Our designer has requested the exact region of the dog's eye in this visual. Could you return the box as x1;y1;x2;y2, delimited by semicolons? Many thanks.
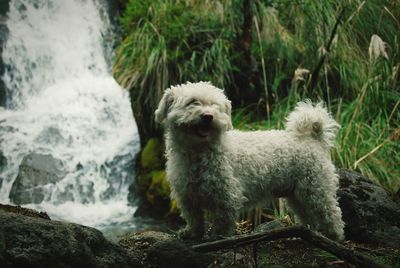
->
186;99;201;107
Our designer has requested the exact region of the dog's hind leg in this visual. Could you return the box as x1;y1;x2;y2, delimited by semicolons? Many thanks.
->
286;171;345;241
209;203;238;238
286;194;344;241
211;214;236;238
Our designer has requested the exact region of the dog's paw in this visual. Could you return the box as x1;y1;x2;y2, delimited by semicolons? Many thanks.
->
178;228;203;240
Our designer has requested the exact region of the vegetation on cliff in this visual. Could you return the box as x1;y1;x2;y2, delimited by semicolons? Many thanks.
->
113;0;400;205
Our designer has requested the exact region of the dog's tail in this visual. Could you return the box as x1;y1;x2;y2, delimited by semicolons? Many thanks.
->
285;100;339;147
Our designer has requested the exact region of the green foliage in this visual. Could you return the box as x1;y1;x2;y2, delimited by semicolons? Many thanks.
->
114;0;399;192
146;170;170;205
233;70;400;192
140;138;164;170
113;0;239;137
232;0;400;192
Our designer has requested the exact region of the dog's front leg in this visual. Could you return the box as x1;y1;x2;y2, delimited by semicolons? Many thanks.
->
177;199;205;239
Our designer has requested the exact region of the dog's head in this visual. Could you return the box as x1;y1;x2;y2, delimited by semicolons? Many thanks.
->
155;82;232;143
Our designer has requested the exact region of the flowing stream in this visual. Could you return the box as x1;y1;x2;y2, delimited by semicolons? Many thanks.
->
0;0;140;234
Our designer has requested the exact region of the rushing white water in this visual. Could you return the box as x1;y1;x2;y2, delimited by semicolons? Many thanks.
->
0;0;140;230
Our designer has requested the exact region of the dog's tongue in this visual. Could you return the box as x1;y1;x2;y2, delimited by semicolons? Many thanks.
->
197;126;212;137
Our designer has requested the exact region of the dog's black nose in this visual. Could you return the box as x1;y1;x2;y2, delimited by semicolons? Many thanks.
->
201;113;213;124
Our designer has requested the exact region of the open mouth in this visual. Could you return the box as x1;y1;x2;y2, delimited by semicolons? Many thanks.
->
194;125;213;138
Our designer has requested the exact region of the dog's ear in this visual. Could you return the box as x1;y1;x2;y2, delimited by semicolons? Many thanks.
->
155;88;174;124
225;99;233;130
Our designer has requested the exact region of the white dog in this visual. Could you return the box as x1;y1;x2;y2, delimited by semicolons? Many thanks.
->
155;81;345;241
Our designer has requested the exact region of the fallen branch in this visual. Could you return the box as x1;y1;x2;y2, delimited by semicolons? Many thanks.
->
192;225;388;268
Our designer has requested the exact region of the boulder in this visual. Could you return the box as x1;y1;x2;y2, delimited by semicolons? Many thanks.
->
338;169;400;247
119;231;219;268
0;205;139;267
9;153;66;204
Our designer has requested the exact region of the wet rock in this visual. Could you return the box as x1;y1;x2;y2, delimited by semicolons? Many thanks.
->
119;231;219;268
0;0;10;15
0;205;139;267
0;203;50;220
34;126;66;146
9;153;66;204
0;1;9;107
0;84;6;107
0;151;6;173
100;147;135;201
139;138;164;170
0;152;6;191
338;169;400;247
131;138;175;219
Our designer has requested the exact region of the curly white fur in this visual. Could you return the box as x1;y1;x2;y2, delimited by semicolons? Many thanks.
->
155;81;345;241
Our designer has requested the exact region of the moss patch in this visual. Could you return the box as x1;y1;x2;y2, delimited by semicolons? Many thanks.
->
169;198;180;215
146;170;170;205
140;138;164;170
134;137;181;218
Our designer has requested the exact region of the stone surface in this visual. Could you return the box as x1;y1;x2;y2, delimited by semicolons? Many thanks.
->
9;153;66;204
0;206;139;268
119;230;219;268
139;138;164;170
130;138;174;219
0;151;5;188
0;0;9;107
338;169;400;247
0;151;6;173
99;147;136;201
0;203;50;220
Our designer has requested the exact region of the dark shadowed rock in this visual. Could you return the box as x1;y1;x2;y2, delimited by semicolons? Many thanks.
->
0;206;139;268
0;152;7;197
0;1;9;18
0;0;9;107
9;153;66;204
338;169;400;247
0;151;6;173
119;231;220;268
0;203;50;219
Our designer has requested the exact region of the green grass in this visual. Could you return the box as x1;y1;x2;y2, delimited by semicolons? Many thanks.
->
232;84;400;192
113;0;400;192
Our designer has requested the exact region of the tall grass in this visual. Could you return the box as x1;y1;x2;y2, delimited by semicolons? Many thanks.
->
113;0;239;141
243;0;399;192
233;83;400;192
113;0;400;192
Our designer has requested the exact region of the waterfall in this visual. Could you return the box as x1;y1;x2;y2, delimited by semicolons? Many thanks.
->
0;0;140;230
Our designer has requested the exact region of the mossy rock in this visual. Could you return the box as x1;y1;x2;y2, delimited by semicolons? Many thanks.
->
146;170;170;206
134;138;178;217
136;172;152;193
169;198;180;216
140;138;164;170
